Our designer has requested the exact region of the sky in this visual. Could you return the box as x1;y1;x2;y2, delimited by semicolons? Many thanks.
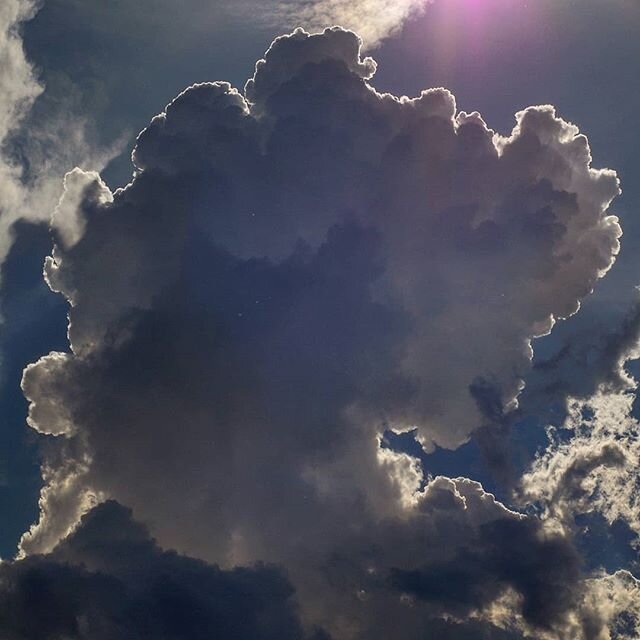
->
0;1;639;638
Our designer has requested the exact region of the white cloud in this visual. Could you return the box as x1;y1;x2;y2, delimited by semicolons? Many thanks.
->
520;391;640;546
272;0;433;47
0;1;123;272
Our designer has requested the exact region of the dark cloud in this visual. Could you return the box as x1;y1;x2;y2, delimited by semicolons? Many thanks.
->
388;516;582;630
14;26;633;640
273;0;433;47
0;500;318;640
468;377;515;487
525;298;640;408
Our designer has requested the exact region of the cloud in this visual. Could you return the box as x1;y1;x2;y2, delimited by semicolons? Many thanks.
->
346;476;587;638
6;481;622;640
0;500;320;640
523;297;640;412
0;0;124;504
467;294;640;488
387;514;582;632
16;27;633;639
520;392;640;548
270;0;432;48
0;1;40;144
0;0;43;259
0;0;122;269
583;571;640;640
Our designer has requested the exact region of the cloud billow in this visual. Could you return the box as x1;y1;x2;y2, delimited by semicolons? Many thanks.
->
0;500;318;640
13;27;636;639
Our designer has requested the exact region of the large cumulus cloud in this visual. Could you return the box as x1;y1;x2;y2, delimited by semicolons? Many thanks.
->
17;27;633;639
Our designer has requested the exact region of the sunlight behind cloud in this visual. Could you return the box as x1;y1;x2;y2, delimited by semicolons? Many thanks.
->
273;0;433;47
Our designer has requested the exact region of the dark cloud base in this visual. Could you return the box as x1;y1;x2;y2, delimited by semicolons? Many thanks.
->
0;501;323;640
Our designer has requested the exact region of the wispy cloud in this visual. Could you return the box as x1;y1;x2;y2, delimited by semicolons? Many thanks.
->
266;0;433;47
0;0;123;267
520;391;640;546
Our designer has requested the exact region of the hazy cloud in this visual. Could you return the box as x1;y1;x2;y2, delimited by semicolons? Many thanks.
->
524;298;640;410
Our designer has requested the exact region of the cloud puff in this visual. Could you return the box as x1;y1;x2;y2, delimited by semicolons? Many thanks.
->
18;27;631;639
